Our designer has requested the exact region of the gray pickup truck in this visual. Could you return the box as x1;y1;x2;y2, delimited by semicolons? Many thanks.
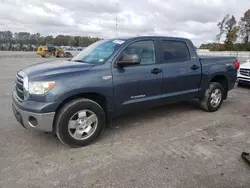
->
12;36;239;147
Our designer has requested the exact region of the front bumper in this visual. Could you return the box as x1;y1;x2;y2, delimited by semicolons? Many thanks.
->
237;76;250;85
12;93;55;132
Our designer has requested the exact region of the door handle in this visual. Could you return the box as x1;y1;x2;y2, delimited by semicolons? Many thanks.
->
191;65;200;70
151;68;162;74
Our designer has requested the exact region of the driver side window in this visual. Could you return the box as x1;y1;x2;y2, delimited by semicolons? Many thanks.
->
122;40;156;65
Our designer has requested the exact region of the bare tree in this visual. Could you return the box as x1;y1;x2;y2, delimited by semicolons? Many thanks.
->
216;14;230;43
239;9;250;44
224;15;237;50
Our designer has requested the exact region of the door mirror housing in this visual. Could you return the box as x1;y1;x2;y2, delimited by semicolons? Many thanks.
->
116;54;141;66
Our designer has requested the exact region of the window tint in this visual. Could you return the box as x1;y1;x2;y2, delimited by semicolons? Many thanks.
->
122;40;156;65
161;40;190;63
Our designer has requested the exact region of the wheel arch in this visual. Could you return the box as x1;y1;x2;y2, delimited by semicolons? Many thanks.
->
55;92;109;115
209;75;228;99
52;92;111;133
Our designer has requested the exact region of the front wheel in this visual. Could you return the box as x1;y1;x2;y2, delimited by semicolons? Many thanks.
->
200;82;224;112
237;82;244;87
42;51;52;58
55;99;106;147
57;51;64;58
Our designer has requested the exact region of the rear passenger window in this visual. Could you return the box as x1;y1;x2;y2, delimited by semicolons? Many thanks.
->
122;40;156;65
161;40;190;63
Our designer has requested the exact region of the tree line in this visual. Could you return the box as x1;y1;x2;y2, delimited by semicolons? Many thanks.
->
200;9;250;51
0;31;101;47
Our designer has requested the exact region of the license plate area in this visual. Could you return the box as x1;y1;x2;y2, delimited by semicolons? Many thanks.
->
12;104;26;128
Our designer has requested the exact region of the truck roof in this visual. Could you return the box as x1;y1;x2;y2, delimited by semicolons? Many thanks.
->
109;36;191;41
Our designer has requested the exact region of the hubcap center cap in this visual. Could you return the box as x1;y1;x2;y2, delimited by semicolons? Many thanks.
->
210;89;222;107
77;119;88;129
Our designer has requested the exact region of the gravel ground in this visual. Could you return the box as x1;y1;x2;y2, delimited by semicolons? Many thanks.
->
0;52;250;188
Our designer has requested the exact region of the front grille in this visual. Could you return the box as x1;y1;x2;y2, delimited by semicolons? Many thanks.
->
240;68;250;77
15;73;24;100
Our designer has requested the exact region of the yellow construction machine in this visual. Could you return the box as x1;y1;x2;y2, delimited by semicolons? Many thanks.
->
36;44;73;58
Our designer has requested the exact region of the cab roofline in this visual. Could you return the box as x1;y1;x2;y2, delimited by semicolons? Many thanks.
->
105;36;190;41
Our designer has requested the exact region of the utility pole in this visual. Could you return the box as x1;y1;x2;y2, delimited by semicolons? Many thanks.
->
115;2;118;37
116;17;118;37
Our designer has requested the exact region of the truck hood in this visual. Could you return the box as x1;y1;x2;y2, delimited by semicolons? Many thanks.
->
240;60;250;69
21;59;94;78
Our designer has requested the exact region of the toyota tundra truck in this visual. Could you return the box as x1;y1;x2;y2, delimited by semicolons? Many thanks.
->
12;36;239;147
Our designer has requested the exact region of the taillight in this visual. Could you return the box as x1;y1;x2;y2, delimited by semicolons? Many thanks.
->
234;61;240;70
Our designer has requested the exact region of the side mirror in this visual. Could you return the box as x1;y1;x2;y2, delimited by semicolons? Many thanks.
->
116;54;141;66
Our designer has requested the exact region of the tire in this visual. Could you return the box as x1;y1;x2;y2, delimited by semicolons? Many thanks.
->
65;52;72;58
42;51;51;58
57;51;64;58
200;82;224;112
237;82;244;87
55;98;106;147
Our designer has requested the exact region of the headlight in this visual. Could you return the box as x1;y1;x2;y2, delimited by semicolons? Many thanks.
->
28;81;55;95
23;76;29;91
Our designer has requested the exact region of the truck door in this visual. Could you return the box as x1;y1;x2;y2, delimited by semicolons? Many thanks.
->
160;40;201;103
112;40;163;115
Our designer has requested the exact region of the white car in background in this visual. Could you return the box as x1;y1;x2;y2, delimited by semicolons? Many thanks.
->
237;59;250;86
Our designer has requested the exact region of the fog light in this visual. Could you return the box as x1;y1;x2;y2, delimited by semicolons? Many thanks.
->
28;116;38;127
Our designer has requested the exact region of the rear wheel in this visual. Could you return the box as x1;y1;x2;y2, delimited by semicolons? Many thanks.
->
65;52;72;58
200;82;224;112
55;98;106;147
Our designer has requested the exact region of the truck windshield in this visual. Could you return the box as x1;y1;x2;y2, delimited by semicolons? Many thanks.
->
71;39;125;64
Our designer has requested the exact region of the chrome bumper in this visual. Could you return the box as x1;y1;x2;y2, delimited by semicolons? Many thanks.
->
237;77;250;84
12;101;55;132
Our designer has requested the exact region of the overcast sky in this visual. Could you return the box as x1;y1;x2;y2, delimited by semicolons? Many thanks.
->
0;0;249;46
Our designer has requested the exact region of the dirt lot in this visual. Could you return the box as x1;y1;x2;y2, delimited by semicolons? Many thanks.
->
0;52;250;188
